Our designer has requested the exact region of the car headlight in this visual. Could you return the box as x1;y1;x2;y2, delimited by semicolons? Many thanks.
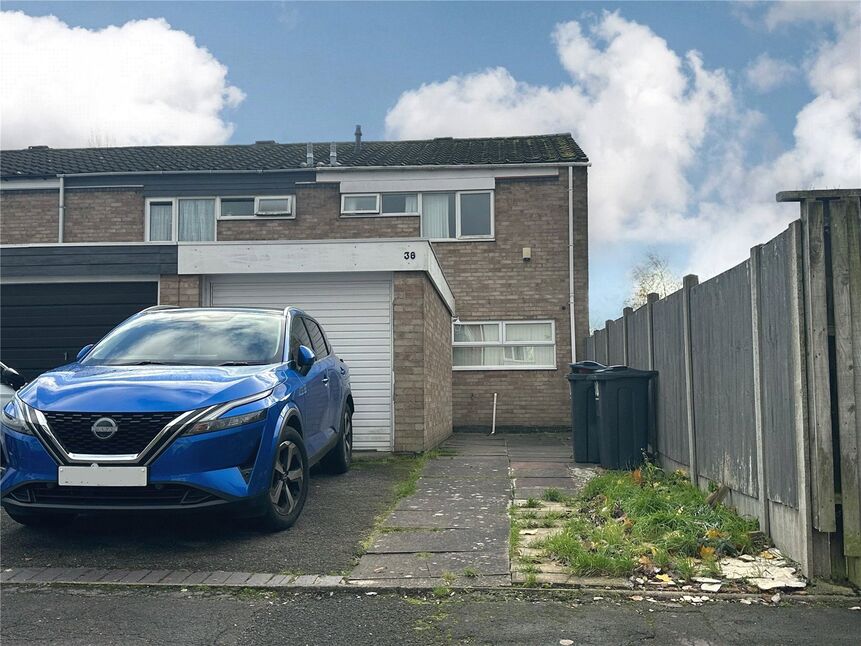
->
1;397;34;435
184;408;267;436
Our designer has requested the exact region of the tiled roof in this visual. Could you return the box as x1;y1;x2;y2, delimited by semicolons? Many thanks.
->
0;134;588;178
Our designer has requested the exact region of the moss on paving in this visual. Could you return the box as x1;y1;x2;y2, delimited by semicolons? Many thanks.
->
538;461;762;579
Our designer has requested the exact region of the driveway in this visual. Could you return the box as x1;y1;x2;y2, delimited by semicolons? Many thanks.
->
0;457;413;575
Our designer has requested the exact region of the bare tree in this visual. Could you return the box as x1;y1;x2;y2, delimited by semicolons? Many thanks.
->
625;252;682;309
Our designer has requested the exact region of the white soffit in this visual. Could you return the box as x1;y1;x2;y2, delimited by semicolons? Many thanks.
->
0;179;61;191
178;239;455;314
316;167;559;193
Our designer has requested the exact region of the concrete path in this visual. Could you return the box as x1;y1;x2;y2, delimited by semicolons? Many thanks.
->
348;432;597;588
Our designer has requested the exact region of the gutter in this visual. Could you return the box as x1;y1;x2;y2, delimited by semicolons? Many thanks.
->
2;161;591;182
568;166;577;362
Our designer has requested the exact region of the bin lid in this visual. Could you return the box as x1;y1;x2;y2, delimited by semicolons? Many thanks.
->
569;360;607;374
584;365;657;381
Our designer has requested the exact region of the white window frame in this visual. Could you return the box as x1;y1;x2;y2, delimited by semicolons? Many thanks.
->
422;190;494;242
380;192;421;216
452;319;556;371
341;193;381;215
146;197;219;243
215;195;295;220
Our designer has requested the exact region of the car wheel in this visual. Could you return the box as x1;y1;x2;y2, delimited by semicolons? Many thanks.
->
257;426;309;531
321;407;352;475
3;506;75;528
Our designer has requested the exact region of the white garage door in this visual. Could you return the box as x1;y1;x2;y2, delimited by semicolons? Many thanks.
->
207;272;393;451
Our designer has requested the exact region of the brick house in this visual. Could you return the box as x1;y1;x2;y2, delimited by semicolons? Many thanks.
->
0;133;590;453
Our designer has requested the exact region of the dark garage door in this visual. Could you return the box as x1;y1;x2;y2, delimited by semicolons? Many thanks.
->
0;282;158;379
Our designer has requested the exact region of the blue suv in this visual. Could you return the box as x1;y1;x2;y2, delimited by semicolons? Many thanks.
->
0;306;353;530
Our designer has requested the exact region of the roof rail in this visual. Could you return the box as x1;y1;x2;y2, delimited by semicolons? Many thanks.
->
141;305;179;313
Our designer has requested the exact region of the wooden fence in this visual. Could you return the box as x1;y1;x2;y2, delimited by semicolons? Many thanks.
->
582;190;860;583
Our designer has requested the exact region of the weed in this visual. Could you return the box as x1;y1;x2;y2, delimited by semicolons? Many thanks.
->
523;573;538;587
519;511;538;520
462;567;479;578
543;488;565;503
441;571;456;584
416;552;432;560
523;498;542;509
431;585;451;599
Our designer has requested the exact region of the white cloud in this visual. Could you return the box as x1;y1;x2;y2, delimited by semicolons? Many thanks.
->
745;53;797;92
386;12;732;243
0;11;245;149
385;9;860;282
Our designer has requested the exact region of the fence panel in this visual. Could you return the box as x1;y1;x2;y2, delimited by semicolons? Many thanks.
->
593;328;608;365
690;261;759;497
759;229;800;508
608;317;625;365
626;305;651;369
651;290;689;468
584;335;596;362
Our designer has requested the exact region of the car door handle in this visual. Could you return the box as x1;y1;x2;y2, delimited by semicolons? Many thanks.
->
339;367;346;375
321;376;330;385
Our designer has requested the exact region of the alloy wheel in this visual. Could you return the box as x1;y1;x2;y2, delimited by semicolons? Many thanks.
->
270;440;304;515
343;412;353;461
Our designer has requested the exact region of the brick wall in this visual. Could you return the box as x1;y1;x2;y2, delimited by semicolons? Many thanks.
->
159;275;201;307
423;277;453;449
217;183;420;240
432;170;588;431
392;272;453;452
64;189;144;242
0;190;59;244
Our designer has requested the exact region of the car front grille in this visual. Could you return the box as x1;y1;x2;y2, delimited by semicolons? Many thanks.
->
8;483;217;507
42;412;180;455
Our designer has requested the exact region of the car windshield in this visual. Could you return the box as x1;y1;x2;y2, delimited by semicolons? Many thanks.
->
81;310;285;367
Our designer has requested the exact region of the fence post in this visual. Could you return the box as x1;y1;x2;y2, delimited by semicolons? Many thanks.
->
801;199;836;532
646;293;659;371
604;319;613;364
749;243;771;535
622;307;633;365
682;274;699;485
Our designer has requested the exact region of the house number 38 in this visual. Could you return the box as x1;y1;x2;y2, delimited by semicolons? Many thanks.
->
403;251;416;260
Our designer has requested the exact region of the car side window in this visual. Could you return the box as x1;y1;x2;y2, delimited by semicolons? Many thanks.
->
303;318;329;358
289;318;313;364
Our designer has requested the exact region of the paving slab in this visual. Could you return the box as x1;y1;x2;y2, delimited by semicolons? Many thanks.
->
394;496;510;513
349;553;432;580
510;464;574;478
424;549;510;577
514;476;585;490
159;570;194;584
384;509;509;530
368;527;508;554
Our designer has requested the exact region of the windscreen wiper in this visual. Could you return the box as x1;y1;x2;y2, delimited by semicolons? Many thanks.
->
217;361;250;366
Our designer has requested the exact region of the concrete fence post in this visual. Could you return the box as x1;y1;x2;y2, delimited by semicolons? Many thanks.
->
622;306;633;366
646;293;659;453
749;243;771;535
682;274;699;485
646;293;659;371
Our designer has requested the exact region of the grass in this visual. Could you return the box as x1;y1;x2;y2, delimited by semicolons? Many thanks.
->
542;488;565;503
523;498;541;509
462;567;479;578
538;460;761;579
431;585;451;599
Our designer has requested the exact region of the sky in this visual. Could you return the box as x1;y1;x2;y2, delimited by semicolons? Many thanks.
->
2;1;859;323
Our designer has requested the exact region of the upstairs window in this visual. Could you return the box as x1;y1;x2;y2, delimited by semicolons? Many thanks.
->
147;198;216;242
381;193;419;215
256;196;293;216
452;320;555;370
220;197;255;217
421;191;493;240
219;196;294;218
341;194;380;214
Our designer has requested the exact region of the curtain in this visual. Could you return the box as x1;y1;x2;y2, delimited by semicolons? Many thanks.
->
178;199;215;241
454;323;499;343
421;193;452;238
149;203;172;241
505;322;552;342
403;194;418;213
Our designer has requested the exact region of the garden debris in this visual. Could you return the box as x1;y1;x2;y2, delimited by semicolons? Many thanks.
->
700;583;722;592
719;549;806;590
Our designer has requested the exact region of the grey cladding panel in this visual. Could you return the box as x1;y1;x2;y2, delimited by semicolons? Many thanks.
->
651;290;689;466
759;229;799;507
0;245;176;277
67;171;315;197
690;261;758;497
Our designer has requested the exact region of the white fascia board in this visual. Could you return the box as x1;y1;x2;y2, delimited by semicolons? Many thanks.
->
178;239;455;314
0;178;61;191
316;166;559;194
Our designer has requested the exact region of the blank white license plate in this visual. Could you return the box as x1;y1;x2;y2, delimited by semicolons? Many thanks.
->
58;466;147;487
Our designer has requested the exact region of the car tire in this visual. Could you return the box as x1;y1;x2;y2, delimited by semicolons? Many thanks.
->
3;506;75;528
257;426;310;532
321;406;352;475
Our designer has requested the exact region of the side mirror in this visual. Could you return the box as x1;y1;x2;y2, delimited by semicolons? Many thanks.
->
0;364;25;390
296;345;316;371
76;344;94;362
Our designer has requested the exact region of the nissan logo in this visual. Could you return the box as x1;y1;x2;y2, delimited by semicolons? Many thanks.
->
91;417;118;440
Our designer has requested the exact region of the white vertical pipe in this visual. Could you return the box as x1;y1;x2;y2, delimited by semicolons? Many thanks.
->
490;392;498;435
57;175;65;243
568;166;577;361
